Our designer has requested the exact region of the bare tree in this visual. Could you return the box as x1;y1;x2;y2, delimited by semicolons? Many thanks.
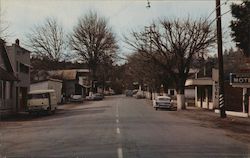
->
26;17;65;61
70;11;118;93
126;18;216;109
0;8;10;39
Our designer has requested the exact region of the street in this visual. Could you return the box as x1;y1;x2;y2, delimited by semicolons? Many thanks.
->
0;95;250;158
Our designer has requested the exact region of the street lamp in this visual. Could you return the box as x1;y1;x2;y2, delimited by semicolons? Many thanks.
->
216;0;226;118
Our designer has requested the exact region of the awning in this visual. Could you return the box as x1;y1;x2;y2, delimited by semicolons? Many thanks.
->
0;67;18;81
185;78;213;86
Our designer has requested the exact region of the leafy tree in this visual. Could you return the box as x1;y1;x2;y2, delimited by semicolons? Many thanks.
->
230;1;250;56
126;18;216;109
70;11;118;93
26;17;66;61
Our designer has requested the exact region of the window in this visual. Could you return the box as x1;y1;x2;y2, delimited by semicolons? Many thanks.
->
3;81;6;99
0;81;2;98
19;63;29;73
16;61;19;72
170;89;175;96
208;86;212;102
9;82;13;99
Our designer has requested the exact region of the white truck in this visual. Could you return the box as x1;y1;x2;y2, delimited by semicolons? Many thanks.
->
27;89;57;114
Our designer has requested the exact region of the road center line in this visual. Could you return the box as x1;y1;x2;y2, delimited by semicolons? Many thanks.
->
117;147;123;158
116;102;119;118
116;128;120;134
116;119;119;123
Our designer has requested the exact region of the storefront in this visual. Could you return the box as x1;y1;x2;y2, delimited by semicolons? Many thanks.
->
185;69;219;109
230;73;250;114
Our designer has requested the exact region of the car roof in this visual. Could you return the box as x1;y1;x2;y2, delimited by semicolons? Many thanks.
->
156;96;170;99
28;89;55;94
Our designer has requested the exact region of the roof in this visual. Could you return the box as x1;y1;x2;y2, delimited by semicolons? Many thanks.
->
31;78;63;84
48;70;75;80
28;89;55;94
6;43;31;54
48;69;89;80
156;96;171;99
0;67;18;81
0;39;14;72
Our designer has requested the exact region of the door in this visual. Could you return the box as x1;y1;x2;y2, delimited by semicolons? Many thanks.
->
0;81;3;108
19;87;27;111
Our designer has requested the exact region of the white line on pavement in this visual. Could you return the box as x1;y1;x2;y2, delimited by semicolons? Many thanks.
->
116;128;120;134
116;119;119;123
117;147;123;158
116;102;119;118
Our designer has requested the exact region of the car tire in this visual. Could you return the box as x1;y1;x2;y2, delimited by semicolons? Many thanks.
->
155;107;158;111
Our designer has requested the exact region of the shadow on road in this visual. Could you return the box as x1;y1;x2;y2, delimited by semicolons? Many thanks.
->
0;105;111;122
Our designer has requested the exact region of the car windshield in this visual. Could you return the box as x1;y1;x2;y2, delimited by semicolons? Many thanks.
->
28;93;49;99
158;98;170;101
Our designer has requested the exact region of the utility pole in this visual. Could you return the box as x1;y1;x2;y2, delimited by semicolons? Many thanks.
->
216;0;226;118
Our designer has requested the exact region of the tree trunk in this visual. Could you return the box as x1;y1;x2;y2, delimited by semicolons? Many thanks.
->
90;66;97;94
176;81;186;110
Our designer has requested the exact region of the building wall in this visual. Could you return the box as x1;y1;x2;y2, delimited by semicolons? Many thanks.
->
7;45;30;87
167;88;195;99
0;80;16;114
7;43;30;112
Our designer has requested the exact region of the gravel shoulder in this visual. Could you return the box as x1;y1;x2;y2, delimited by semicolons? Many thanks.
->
169;107;250;144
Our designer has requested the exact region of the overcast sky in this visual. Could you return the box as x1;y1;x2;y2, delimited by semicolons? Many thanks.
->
0;0;240;58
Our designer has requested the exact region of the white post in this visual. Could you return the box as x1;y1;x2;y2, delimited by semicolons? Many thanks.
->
249;96;250;116
195;86;198;107
205;87;209;109
177;94;185;110
242;88;247;113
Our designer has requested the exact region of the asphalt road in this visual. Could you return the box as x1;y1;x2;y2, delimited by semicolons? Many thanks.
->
0;95;250;158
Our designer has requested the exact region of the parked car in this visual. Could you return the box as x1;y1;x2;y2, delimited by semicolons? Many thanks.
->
135;91;145;99
93;93;104;100
125;90;133;97
86;93;104;101
69;95;84;103
153;96;174;110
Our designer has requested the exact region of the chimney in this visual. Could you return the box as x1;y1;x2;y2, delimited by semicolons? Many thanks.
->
15;39;19;46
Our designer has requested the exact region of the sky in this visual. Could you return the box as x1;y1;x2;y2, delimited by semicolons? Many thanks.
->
0;0;241;60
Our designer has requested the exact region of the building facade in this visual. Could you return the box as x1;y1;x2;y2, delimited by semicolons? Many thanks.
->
6;39;31;112
0;39;18;115
185;69;219;109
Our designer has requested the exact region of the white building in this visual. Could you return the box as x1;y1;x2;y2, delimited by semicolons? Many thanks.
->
185;69;219;109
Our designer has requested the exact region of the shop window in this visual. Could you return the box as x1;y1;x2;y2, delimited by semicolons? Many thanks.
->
208;86;212;102
197;87;206;101
170;89;175;95
0;81;2;98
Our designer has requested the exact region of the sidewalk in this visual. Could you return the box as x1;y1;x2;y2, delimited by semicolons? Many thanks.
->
171;107;250;144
